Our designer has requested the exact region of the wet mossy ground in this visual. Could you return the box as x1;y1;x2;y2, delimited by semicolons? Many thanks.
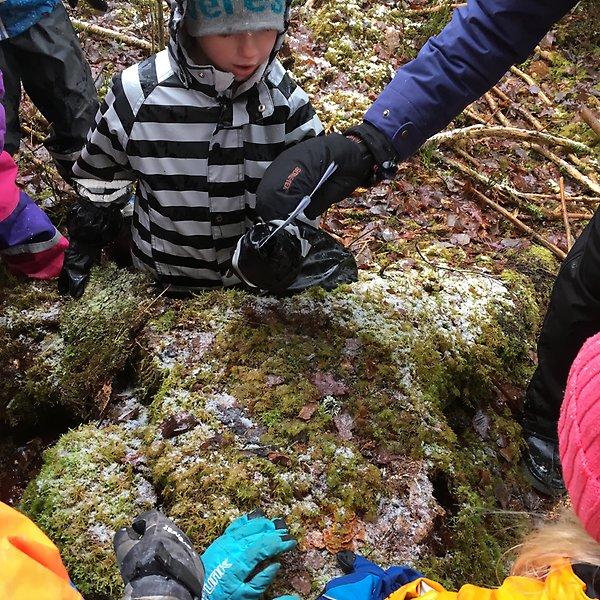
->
21;249;550;597
0;264;152;428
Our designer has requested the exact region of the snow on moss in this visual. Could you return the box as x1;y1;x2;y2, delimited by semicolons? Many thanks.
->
21;397;156;598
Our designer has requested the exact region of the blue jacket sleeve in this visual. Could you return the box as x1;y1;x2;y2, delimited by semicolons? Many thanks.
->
364;0;578;161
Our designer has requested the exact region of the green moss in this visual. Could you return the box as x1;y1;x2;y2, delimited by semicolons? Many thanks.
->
21;422;156;599
4;265;152;426
22;246;555;596
58;265;151;414
505;245;559;307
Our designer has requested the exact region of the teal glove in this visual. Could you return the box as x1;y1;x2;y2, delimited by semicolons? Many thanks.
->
201;510;297;600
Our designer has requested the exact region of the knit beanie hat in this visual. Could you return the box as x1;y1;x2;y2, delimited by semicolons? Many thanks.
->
559;331;600;543
185;0;286;37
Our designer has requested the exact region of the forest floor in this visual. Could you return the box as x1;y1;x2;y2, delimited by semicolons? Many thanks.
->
15;0;600;272
5;0;599;508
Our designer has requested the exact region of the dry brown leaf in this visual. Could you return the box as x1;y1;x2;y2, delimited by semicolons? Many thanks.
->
305;530;325;550
298;403;319;421
95;381;112;415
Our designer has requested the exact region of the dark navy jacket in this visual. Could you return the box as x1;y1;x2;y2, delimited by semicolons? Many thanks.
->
0;0;61;39
365;0;578;161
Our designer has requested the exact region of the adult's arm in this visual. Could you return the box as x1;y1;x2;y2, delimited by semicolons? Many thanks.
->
256;0;578;221
365;0;578;160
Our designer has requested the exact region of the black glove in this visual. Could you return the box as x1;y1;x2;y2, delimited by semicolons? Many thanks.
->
58;199;123;298
68;0;109;13
255;122;398;222
114;509;205;600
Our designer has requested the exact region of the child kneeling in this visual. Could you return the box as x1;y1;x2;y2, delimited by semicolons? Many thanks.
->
60;0;324;297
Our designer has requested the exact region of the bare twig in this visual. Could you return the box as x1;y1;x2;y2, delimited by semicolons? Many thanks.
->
518;193;600;204
20;122;45;144
567;153;600;178
427;124;592;154
484;92;511;127
559;177;573;250
439;150;541;214
510;66;553;106
148;2;156;53
468;187;566;259
157;0;165;49
404;2;466;15
491;86;545;131
72;18;152;51
580;107;600;138
446;151;592;219
530;144;600;194
463;106;489;125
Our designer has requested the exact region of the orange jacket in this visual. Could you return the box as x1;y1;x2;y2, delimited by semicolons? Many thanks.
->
387;561;591;600
0;501;82;599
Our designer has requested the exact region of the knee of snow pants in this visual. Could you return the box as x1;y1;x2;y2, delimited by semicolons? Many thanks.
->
524;208;600;441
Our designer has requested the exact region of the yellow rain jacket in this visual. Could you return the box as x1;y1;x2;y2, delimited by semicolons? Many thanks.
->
0;501;82;599
387;561;591;600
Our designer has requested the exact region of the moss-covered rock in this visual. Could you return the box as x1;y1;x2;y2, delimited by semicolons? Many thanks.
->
23;249;547;597
0;264;152;428
21;395;156;599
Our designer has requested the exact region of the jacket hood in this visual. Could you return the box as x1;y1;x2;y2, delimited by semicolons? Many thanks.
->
167;0;291;93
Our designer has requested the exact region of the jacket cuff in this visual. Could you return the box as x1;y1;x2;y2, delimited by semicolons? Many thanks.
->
345;122;399;182
364;85;429;162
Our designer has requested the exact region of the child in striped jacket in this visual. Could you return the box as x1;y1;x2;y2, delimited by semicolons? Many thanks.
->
59;0;324;297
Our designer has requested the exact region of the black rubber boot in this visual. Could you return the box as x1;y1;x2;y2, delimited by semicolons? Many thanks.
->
523;208;600;496
522;433;565;497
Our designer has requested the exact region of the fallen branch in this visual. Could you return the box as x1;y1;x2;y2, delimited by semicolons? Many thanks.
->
491;86;545;131
559;177;573;250
484;92;511;127
427;124;592;154
580;107;600;138
72;18;152;51
510;66;553;107
21;123;45;144
405;2;466;15
518;192;600;204
156;0;166;49
467;187;566;259
568;152;600;177
530;144;600;194
463;106;489;125
438;150;542;214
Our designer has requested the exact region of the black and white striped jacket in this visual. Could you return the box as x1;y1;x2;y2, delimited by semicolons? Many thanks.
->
73;0;323;291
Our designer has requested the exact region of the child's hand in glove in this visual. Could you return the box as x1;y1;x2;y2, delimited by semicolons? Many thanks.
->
201;509;297;600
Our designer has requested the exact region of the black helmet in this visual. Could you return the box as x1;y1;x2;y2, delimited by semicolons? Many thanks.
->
232;222;304;293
